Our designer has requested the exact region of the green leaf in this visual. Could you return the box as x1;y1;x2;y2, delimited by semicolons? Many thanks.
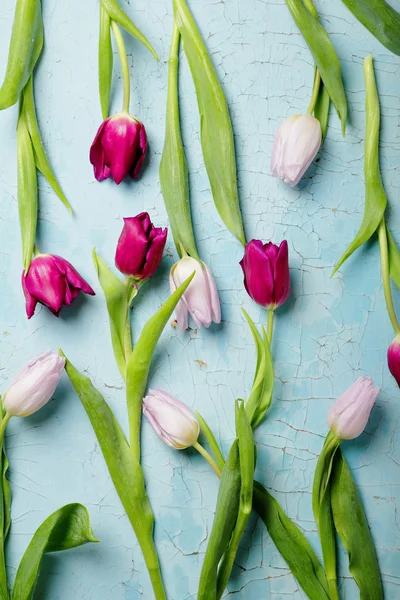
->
285;0;347;134
331;449;383;599
17;111;37;273
0;410;10;600
0;0;43;110
159;22;200;261
332;55;386;276
254;482;330;600
386;226;400;289
99;7;113;120
341;0;400;55
11;503;97;600
195;411;225;471
198;441;241;600
173;0;246;246
314;79;331;140
92;250;133;380
22;77;72;214
100;0;159;61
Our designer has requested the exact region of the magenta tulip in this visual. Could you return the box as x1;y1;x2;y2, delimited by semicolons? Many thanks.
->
388;336;400;386
22;254;95;319
90;113;147;184
240;239;290;310
115;213;167;280
169;257;221;331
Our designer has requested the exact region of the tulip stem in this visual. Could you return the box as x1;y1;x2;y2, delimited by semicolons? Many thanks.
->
267;309;274;345
378;218;400;335
193;441;222;478
307;68;321;115
0;413;10;600
0;415;10;445
111;20;131;113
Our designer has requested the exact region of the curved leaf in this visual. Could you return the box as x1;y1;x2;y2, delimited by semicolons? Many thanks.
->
99;7;113;119
17;112;37;273
386;226;400;289
196;411;225;470
341;0;400;55
314;79;331;140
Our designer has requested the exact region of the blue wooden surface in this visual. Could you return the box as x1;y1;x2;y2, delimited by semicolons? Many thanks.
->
0;0;399;598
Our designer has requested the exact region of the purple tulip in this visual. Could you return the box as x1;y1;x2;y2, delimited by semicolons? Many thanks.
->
240;239;290;310
143;389;200;449
169;257;221;331
3;351;65;417
387;336;400;386
115;213;167;280
271;114;322;186
22;254;95;319
327;376;380;440
90;113;147;184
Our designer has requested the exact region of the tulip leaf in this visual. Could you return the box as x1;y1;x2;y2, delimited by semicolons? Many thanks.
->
314;80;331;140
17;111;38;273
330;449;383;599
332;56;386;276
22;78;72;214
100;0;159;61
195;411;225;470
341;0;400;56
11;503;98;600
386;225;400;289
159;23;200;261
198;441;241;600
0;0;43;110
99;7;113;120
285;0;347;134
173;0;246;246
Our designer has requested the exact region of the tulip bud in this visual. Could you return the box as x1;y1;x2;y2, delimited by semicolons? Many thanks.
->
169;257;221;331
270;114;322;187
115;213;167;280
388;336;400;386
22;254;95;319
240;239;290;310
90;113;147;184
327;376;379;440
143;389;200;449
3;351;65;417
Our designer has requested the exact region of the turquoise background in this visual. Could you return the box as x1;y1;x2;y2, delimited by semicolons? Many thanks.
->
0;0;400;597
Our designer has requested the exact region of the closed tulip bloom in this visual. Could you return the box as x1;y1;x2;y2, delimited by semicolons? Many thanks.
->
327;376;380;440
170;257;221;331
387;336;400;386
271;114;322;187
143;389;200;449
3;351;65;417
240;239;290;310
22;254;95;319
115;213;167;280
90;113;147;184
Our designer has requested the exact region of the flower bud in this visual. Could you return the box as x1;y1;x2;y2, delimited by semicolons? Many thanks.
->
90;113;147;184
270;114;322;187
170;257;221;331
327;376;379;440
240;239;290;310
22;254;95;319
387;336;400;386
143;389;200;449
115;213;167;280
3;351;65;417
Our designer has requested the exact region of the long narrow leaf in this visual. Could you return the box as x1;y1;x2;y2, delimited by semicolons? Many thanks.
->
17;112;37;272
314;80;330;140
196;411;225;470
386;225;400;289
173;0;246;245
99;7;113;119
341;0;400;55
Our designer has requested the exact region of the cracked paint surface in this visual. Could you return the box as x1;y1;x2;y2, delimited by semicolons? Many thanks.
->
0;0;400;598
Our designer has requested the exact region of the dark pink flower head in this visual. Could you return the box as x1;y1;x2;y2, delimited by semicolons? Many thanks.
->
388;336;400;386
90;113;147;184
115;213;167;280
22;254;95;319
240;239;290;309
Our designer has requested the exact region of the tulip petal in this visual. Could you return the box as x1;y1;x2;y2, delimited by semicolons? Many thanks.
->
24;256;66;314
274;240;290;307
131;123;147;180
52;256;95;296
89;119;110;181
204;264;221;324
241;240;275;307
22;273;38;319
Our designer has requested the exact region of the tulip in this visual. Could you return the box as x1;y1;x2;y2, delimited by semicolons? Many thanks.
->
22;254;95;319
169;257;221;331
387;336;400;386
270;114;322;187
240;239;290;310
90;113;147;184
3;351;65;417
143;389;200;449
115;213;167;280
327;376;379;440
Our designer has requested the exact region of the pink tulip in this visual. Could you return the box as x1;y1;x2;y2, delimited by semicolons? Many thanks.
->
271;114;321;186
169;257;221;331
327;376;379;440
3;351;65;417
143;389;200;449
115;213;167;280
90;113;147;184
22;254;95;319
387;336;400;386
240;239;290;310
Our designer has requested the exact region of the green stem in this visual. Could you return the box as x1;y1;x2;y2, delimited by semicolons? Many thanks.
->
328;579;340;600
193;441;222;478
303;0;318;18
0;416;10;447
378;218;400;335
267;309;274;344
111;20;130;113
140;537;167;600
0;413;10;600
307;68;321;115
